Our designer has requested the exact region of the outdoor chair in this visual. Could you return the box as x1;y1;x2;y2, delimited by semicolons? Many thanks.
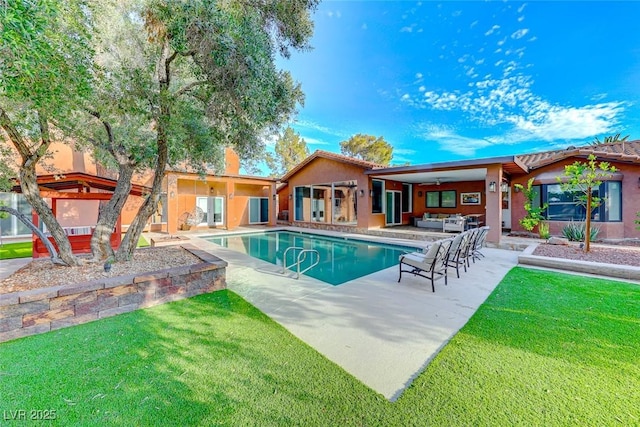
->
459;227;478;270
398;238;452;292
443;216;466;233
471;226;490;262
445;231;468;278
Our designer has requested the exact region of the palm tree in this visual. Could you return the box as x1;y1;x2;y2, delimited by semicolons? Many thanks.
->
589;133;630;145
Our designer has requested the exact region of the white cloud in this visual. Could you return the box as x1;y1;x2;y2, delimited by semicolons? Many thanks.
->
400;26;413;33
401;94;411;100
470;20;478;28
302;137;331;146
416;72;423;79
419;125;493;156
511;29;529;40
517;4;527;14
393;148;417;156
485;25;500;36
497;37;507;46
418;85;426;92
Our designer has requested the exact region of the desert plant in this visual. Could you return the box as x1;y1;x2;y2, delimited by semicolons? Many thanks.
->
538;221;551;240
562;221;600;242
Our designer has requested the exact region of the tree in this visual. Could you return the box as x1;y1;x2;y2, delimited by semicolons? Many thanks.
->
0;0;319;264
265;126;309;176
589;133;629;145
514;178;548;233
339;134;393;165
0;0;95;266
557;154;616;252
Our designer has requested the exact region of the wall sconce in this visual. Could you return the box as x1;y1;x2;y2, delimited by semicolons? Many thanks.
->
418;191;423;197
229;193;234;199
369;190;374;197
359;189;365;197
514;185;521;193
210;187;215;194
272;194;276;201
500;182;509;193
489;181;497;192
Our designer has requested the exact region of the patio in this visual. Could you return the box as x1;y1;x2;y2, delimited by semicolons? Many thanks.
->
188;227;519;400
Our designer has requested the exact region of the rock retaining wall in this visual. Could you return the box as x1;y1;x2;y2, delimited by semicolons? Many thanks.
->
0;245;227;343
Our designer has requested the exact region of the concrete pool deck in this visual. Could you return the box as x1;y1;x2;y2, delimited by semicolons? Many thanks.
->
188;228;520;401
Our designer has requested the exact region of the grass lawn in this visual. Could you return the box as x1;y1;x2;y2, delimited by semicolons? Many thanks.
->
0;235;150;260
0;268;638;425
0;241;32;259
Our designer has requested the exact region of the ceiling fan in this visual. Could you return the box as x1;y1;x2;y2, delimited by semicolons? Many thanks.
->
419;177;445;186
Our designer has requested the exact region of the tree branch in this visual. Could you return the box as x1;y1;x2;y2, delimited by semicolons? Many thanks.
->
174;80;209;97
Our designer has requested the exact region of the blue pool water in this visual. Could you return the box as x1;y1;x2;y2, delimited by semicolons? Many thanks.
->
206;231;419;285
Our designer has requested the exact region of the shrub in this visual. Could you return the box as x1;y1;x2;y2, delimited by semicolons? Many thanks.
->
538;221;550;240
562;221;599;242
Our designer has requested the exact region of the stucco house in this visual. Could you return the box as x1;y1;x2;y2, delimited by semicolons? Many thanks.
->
2;143;276;249
278;141;640;245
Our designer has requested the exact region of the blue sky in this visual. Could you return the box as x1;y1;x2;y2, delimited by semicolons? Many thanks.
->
269;0;640;167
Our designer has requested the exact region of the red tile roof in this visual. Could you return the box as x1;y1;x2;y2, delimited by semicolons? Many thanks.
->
516;140;640;171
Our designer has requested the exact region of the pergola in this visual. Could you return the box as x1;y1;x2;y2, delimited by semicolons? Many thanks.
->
12;172;150;258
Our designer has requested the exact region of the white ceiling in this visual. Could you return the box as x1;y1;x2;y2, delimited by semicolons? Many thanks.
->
369;168;488;184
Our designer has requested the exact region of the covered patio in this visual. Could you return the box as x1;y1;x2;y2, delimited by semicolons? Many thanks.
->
366;156;529;245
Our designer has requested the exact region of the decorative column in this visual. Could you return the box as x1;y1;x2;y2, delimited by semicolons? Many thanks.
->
485;164;503;246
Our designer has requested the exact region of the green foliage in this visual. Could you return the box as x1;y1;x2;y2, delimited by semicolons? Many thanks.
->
562;221;600;242
589;133;629;146
558;154;615;251
514;178;547;232
635;212;640;231
265;126;309;176
339;134;393;165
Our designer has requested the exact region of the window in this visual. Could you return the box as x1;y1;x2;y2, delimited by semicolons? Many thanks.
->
425;190;457;208
0;193;31;237
402;184;412;213
372;180;384;214
441;190;457;208
535;181;621;222
294;186;310;221
426;191;440;208
249;197;269;223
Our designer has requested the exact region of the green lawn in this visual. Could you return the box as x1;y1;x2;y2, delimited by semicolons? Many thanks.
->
0;241;32;259
0;235;150;260
0;268;638;425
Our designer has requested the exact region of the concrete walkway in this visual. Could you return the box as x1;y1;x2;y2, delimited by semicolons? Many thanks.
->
0;257;31;280
189;231;519;400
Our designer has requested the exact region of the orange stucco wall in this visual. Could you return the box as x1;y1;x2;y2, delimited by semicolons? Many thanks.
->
286;157;373;229
511;157;639;239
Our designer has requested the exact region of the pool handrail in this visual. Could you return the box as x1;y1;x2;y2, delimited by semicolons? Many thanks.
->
282;246;320;279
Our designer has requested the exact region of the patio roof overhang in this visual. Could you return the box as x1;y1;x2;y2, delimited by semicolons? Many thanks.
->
12;172;151;198
365;156;528;184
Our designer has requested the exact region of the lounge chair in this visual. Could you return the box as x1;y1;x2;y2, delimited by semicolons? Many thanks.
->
398;239;452;292
445;231;467;278
459;228;478;270
471;226;490;262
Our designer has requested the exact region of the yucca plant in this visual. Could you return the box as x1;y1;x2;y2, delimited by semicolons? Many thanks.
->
562;221;599;242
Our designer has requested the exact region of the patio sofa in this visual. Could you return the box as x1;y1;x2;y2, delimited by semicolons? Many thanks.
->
416;213;466;232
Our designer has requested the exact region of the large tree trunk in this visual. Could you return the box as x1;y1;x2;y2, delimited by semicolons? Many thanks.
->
89;163;134;261
0;106;80;266
19;162;81;266
115;40;172;261
0;205;65;265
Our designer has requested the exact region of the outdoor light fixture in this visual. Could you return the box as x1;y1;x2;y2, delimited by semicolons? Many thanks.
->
500;181;509;193
489;181;497;192
359;189;365;197
370;190;374;197
272;194;276;201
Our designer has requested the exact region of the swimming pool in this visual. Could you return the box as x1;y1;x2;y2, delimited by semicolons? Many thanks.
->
206;231;420;285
